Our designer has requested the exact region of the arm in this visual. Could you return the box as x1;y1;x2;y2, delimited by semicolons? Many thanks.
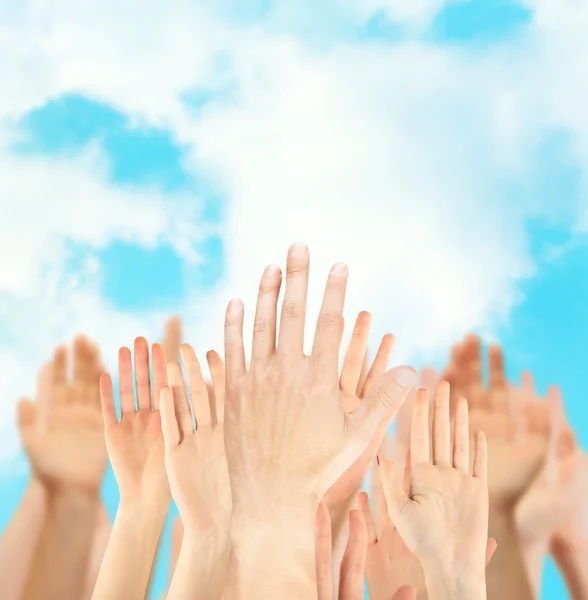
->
92;338;171;600
23;487;99;600
0;478;47;600
92;501;167;600
551;539;588;600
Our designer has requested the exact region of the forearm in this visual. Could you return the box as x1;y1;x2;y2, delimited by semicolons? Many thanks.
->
551;541;588;600
518;539;547;597
223;510;317;600
23;487;99;600
166;529;230;600
0;478;47;600
91;501;167;600
486;512;534;600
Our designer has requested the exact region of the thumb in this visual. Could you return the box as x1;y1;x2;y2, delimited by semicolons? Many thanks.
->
377;456;410;527
392;585;417;600
352;366;416;443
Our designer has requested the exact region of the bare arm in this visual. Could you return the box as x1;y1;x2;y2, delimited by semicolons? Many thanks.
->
23;487;99;600
0;478;47;600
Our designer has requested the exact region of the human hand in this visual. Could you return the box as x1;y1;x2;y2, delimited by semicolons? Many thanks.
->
323;311;395;542
516;385;581;548
224;245;416;527
315;502;417;600
18;338;106;494
160;346;230;536
378;384;489;600
99;338;170;508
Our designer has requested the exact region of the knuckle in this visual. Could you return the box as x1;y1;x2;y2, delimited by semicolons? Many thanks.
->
317;312;341;328
282;301;303;321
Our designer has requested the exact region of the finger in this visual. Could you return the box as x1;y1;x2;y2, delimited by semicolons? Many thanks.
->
118;347;136;415
545;385;563;482
433;382;451;465
163;316;182;362
473;431;488;481
377;457;410;528
486;538;498;565
151;343;168;410
340;311;371;394
338;510;367;600
207;351;225;426
453;397;469;472
315;503;333;600
521;370;535;394
311;262;348;379
72;336;90;405
251;264;282;365
134;337;152;411
362;333;395;397
277;243;310;355
489;344;506;390
180;344;210;428
89;348;104;410
36;362;54;428
411;389;430;465
159;385;180;449
352;366;416;446
99;373;118;428
52;345;68;405
225;299;246;398
507;382;526;443
358;491;378;545
419;366;438;391
356;353;369;397
166;361;194;439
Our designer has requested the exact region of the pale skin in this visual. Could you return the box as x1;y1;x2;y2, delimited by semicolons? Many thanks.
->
323;310;395;588
160;346;230;600
92;338;171;600
315;502;417;600
379;384;489;600
222;243;416;599
20;338;107;600
444;336;535;600
513;373;587;599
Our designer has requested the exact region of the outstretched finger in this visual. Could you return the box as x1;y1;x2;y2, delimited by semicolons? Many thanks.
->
338;510;367;600
362;333;395;397
340;311;371;394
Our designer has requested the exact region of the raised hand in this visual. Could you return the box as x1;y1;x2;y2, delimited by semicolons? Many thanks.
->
315;503;417;600
93;338;170;600
378;384;489;600
100;338;170;506
360;456;426;600
514;384;582;593
223;244;415;599
18;338;106;493
323;311;395;576
19;338;106;600
160;346;230;600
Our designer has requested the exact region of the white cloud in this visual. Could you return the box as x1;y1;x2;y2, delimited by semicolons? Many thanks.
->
1;0;588;461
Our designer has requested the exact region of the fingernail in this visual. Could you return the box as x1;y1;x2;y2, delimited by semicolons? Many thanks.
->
289;243;308;257
228;298;243;314
265;264;281;277
330;262;348;276
395;366;417;389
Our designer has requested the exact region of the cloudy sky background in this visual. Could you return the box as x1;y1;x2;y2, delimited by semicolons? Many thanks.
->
1;0;588;597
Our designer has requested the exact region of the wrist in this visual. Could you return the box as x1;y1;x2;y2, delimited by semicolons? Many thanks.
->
422;560;486;600
47;485;100;513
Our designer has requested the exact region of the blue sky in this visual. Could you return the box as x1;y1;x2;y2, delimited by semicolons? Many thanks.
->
0;1;586;599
